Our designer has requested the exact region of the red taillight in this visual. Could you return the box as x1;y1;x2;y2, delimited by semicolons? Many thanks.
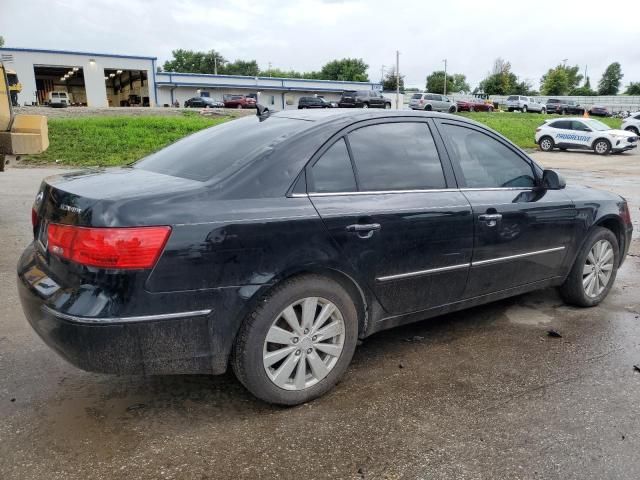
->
47;224;171;269
621;202;632;226
31;208;39;228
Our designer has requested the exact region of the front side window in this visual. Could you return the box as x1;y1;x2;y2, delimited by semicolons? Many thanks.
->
310;139;357;193
571;120;591;132
440;123;536;189
347;122;446;191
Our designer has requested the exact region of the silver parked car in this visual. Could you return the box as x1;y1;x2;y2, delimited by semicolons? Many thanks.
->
409;93;457;113
506;95;546;113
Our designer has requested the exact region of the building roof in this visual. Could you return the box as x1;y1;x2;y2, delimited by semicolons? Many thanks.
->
0;47;157;61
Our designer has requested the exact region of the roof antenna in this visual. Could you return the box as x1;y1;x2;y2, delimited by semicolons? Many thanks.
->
256;104;270;121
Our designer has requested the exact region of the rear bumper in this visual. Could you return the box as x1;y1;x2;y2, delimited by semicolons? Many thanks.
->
18;278;223;375
16;243;242;375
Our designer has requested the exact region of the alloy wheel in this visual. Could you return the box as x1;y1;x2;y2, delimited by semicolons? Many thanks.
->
540;138;553;151
263;297;345;390
594;141;609;154
582;239;614;298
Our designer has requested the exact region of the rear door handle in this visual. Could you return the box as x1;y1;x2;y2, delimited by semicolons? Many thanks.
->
478;213;502;227
346;223;381;239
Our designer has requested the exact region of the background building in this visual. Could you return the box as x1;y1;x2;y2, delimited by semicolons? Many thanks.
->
0;47;381;110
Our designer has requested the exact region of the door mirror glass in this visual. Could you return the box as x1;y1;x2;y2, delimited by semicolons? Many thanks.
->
542;169;566;190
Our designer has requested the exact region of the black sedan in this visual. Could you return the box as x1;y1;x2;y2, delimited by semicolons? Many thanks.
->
18;109;633;405
184;96;224;108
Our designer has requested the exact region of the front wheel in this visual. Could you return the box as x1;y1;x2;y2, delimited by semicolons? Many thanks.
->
593;139;611;155
522;106;528;113
236;104;243;109
231;275;358;405
559;227;619;307
362;103;369;109
449;105;457;113
384;103;391;109
540;108;546;114
424;104;432;111
539;136;554;152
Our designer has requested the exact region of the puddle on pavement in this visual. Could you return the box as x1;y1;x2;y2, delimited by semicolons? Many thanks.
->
504;305;553;326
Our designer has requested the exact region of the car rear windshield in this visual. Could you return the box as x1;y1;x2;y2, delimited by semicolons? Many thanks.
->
135;116;309;182
411;94;423;99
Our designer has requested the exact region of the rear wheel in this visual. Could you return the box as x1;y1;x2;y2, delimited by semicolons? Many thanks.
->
384;103;391;109
522;105;528;113
487;106;494;112
362;103;369;109
593;139;611;155
469;106;475;112
231;275;358;405
539;136;554;152
559;227;619;307
449;105;457;113
540;108;546;114
424;104;432;111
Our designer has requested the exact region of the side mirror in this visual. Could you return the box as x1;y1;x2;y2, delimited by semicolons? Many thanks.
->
541;169;566;190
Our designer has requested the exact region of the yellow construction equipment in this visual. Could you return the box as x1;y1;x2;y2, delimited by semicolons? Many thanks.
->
6;68;21;106
0;62;49;171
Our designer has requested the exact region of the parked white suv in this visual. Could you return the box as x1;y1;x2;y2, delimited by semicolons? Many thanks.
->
622;112;640;136
506;95;546;113
536;117;638;155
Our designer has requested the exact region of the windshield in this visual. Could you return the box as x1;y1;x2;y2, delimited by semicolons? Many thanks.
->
583;119;611;131
135;116;310;182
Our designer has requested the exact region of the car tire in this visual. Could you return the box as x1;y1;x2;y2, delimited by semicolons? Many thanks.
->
539;136;554;152
593;139;611;155
237;104;243;109
488;107;494;112
561;109;567;115
449;105;457;113
625;126;639;136
522;106;528;113
362;103;369;109
424;104;432;111
469;106;475;112
384;103;391;109
559;227;619;307
508;108;514;112
231;274;359;405
540;108;546;114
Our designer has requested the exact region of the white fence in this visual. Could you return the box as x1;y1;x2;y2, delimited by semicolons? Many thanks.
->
390;92;640;113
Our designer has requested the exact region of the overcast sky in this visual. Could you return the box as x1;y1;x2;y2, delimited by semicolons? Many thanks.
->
1;0;639;91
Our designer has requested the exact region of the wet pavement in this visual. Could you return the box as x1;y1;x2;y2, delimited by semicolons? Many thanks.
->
1;149;639;480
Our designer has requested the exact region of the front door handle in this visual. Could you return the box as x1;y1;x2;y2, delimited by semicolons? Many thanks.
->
346;223;381;239
478;213;502;227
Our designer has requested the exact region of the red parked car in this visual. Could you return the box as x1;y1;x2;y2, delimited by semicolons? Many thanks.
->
456;99;495;112
223;95;257;109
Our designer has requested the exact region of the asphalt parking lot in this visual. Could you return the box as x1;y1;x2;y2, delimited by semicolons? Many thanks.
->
1;148;639;480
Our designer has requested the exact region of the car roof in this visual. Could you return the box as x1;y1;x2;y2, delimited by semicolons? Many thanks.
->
269;108;459;124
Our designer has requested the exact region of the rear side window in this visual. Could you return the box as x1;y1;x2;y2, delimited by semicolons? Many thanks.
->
549;120;571;129
439;123;535;189
411;94;422;99
135;116;308;182
507;96;518;101
347;122;446;191
310;139;357;193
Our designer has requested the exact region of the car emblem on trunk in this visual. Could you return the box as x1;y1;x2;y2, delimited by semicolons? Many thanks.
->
60;204;82;214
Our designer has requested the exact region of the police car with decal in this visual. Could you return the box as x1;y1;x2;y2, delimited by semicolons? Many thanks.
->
536;117;638;155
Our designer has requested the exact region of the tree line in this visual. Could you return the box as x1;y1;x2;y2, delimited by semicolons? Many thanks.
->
162;49;369;82
161;49;640;96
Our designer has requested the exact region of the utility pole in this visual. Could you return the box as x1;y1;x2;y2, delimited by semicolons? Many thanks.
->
380;64;386;83
443;58;448;96
268;62;272;77
214;57;218;75
396;51;400;110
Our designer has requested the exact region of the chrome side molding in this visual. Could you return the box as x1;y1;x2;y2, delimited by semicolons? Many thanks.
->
42;305;212;324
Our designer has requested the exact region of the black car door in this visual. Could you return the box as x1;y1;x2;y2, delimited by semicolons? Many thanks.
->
306;118;474;315
434;119;577;297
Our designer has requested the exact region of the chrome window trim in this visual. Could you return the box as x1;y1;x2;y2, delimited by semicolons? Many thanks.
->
375;246;565;282
296;187;535;197
471;246;565;267
42;305;212;325
377;263;470;283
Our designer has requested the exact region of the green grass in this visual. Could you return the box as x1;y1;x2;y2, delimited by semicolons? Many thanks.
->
26;114;230;166
458;112;623;149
